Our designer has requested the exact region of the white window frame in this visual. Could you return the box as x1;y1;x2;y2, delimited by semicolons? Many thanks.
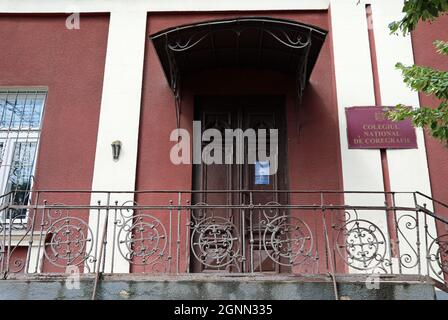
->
0;88;47;225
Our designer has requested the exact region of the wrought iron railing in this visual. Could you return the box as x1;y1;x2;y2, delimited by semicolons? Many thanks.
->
0;190;447;290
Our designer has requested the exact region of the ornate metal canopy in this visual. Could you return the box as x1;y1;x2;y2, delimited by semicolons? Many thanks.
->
150;17;328;126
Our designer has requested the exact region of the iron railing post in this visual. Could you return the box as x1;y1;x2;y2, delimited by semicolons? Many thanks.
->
249;191;254;273
322;209;339;300
185;199;191;273
392;192;402;274
168;199;173;273
110;200;118;274
177;192;182;274
241;193;247;273
413;192;422;276
24;191;39;274
91;193;110;300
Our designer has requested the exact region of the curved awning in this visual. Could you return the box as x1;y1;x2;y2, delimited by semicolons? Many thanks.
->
150;17;328;125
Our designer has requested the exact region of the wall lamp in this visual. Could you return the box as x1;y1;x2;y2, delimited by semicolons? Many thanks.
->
111;140;122;161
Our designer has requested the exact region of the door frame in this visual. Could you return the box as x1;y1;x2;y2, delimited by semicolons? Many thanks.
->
191;94;290;273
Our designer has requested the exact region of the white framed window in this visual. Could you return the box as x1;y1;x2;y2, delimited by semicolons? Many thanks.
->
0;89;47;223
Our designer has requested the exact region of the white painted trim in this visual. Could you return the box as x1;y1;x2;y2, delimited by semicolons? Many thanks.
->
370;0;436;276
370;0;432;195
330;0;383;193
330;0;393;272
87;10;147;273
330;0;385;194
0;0;329;13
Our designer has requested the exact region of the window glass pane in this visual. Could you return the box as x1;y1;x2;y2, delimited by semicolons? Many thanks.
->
5;142;37;219
0;92;45;129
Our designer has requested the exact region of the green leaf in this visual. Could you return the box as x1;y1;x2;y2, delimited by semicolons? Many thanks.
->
389;1;448;145
435;40;448;55
389;0;448;35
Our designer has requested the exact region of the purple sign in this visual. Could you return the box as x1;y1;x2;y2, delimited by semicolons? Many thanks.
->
346;107;417;149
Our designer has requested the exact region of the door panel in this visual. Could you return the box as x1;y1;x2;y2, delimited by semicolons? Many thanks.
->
191;96;288;273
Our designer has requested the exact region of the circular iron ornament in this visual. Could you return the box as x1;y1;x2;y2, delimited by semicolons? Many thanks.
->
190;216;240;268
44;216;94;268
336;219;387;271
117;214;167;265
262;202;283;220
428;234;448;278
263;216;313;266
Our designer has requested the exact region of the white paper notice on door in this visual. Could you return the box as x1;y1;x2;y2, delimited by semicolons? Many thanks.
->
255;161;270;185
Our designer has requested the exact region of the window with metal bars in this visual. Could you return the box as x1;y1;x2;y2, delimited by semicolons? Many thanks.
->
0;89;46;222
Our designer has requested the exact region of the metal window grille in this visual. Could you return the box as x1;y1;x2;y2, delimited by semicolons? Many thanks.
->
0;89;47;221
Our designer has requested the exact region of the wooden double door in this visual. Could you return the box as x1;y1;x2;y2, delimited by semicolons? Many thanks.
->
191;96;289;273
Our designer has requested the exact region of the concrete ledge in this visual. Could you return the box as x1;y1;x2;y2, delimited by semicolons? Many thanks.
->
4;272;435;282
0;273;438;300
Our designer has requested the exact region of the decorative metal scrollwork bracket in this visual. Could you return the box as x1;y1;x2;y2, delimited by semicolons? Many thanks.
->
162;25;313;128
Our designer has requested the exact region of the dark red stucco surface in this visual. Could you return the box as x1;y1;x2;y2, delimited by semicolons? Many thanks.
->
0;13;109;193
412;15;448;223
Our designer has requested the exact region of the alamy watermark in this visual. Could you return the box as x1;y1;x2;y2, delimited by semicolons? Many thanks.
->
65;13;80;30
365;273;381;290
65;265;80;290
170;121;279;175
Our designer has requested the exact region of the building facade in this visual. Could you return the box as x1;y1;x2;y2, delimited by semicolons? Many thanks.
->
0;0;447;299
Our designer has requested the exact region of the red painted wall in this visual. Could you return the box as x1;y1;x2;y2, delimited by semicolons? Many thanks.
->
0;13;109;193
0;14;110;272
412;15;448;224
136;11;343;273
